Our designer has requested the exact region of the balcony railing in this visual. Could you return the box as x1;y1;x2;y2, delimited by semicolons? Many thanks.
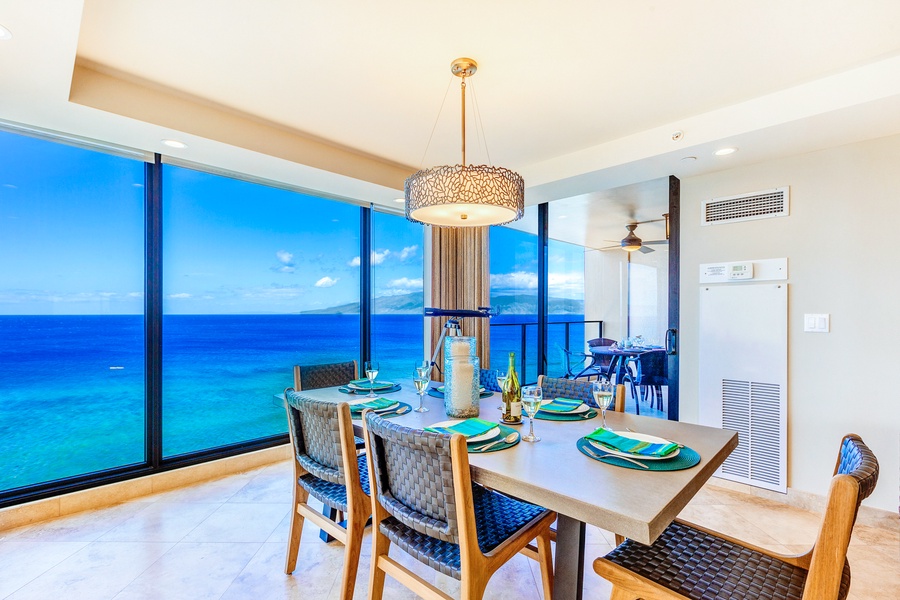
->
489;320;603;385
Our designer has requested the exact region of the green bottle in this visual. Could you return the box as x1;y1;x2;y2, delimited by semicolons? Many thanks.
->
502;352;522;423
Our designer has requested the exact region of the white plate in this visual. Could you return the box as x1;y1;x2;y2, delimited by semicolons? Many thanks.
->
347;398;399;413
429;419;500;443
348;380;394;391
538;398;589;415
588;430;680;461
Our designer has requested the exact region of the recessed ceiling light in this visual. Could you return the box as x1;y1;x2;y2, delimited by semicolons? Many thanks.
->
394;198;406;203
681;156;697;162
0;25;12;40
714;147;737;156
162;139;187;149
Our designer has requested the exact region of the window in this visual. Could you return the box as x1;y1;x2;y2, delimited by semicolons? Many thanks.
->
547;239;587;377
371;211;424;378
162;165;361;456
0;130;145;492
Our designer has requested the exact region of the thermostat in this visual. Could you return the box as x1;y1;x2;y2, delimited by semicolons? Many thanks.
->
728;262;754;280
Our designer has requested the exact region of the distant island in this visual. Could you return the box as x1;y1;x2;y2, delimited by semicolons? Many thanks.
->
300;292;584;315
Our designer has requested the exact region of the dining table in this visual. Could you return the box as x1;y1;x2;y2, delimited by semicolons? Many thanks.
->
293;380;738;600
589;345;661;385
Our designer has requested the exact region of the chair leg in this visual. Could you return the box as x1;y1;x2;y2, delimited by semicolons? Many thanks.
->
536;530;554;600
368;529;391;600
460;572;489;600
320;505;339;542
338;510;367;600
614;533;625;546
284;483;308;574
609;587;639;600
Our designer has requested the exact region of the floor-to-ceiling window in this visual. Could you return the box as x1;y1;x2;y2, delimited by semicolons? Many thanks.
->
489;207;539;383
162;165;361;457
0;130;146;492
371;211;424;378
546;239;587;377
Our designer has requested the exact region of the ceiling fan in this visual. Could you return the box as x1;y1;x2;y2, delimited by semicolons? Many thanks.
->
601;214;669;254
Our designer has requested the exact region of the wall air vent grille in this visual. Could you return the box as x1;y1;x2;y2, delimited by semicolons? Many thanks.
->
702;187;789;225
719;378;785;491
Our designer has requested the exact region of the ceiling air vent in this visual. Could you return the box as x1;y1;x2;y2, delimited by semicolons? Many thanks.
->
701;186;789;226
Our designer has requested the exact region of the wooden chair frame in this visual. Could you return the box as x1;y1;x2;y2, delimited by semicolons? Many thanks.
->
283;396;370;600
594;434;878;600
362;413;557;600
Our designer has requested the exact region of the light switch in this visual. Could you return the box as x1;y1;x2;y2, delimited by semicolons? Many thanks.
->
804;313;830;333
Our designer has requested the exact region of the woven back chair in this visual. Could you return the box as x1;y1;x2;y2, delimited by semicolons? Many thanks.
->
594;433;880;600
362;411;556;600
538;375;625;413
282;391;370;600
293;360;358;391
479;368;502;393
587;337;617;377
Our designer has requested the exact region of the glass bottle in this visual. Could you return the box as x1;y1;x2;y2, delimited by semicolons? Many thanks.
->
502;352;522;423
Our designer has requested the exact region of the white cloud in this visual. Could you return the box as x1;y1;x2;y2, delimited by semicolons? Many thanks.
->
548;272;584;288
397;245;418;260
276;250;294;265
388;277;423;290
272;265;296;273
168;293;192;299
491;271;538;290
127;292;143;298
315;276;339;288
348;249;390;267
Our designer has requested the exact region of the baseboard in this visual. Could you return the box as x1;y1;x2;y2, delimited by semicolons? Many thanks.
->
707;476;898;531
0;444;291;532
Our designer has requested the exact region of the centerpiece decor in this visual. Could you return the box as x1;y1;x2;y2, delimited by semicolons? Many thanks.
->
442;336;480;418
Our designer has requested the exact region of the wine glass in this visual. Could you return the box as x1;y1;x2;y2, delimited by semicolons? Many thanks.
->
521;385;543;442
592;380;614;428
415;360;431;379
364;360;379;398
413;369;430;412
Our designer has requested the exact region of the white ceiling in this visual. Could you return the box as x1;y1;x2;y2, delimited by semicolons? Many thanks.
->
2;0;900;244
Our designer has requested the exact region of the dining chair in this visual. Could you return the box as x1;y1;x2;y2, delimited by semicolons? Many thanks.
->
593;433;880;600
361;411;556;600
620;349;667;412
587;337;617;379
537;374;626;413
479;368;503;393
557;343;604;380
282;391;371;600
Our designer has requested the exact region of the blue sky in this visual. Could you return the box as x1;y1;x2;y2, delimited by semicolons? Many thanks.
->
0;130;582;315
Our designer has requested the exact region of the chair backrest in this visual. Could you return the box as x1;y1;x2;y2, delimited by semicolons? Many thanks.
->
479;368;502;392
363;411;463;544
634;349;667;385
587;337;616;348
537;375;625;412
284;390;351;486
294;360;358;391
803;434;879;600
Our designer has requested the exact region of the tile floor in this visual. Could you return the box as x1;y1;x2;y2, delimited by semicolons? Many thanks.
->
0;460;896;599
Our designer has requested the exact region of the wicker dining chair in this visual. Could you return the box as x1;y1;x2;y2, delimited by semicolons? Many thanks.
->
538;375;626;413
479;368;503;393
361;411;556;600
282;392;370;600
594;433;880;600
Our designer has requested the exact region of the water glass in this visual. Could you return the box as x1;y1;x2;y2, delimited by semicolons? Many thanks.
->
364;360;379;398
521;385;543;442
592;380;614;428
413;370;430;412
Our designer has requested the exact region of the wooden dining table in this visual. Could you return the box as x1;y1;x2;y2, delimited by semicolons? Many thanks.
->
294;382;738;600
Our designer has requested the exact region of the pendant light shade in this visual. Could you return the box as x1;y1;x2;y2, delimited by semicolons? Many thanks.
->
405;58;524;228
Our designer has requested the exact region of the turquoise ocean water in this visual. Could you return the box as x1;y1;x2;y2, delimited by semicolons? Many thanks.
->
0;314;583;492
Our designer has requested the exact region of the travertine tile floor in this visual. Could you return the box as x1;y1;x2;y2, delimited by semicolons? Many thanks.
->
0;460;897;599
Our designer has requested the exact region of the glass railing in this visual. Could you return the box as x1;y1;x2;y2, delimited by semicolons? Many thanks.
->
489;318;603;384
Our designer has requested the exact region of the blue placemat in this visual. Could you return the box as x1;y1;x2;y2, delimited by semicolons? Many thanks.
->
350;401;411;420
339;384;401;395
467;424;520;453
427;388;494;399
535;408;597;421
576;437;700;471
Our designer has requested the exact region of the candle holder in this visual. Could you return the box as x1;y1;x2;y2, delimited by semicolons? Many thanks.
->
443;336;480;418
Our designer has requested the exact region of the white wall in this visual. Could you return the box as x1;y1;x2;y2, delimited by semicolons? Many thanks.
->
584;249;628;344
680;134;900;512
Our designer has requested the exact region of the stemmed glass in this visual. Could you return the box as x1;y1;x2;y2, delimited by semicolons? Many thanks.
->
521;385;543;442
413;368;430;413
364;360;380;398
592;379;614;428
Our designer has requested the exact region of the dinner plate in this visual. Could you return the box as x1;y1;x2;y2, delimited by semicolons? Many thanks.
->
588;430;680;461
348;379;394;391
539;398;589;414
347;398;399;413
429;419;500;444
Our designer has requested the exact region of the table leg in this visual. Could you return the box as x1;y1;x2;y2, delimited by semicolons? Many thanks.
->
553;514;585;600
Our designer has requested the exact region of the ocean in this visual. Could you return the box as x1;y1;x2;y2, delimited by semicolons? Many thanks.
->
0;313;585;492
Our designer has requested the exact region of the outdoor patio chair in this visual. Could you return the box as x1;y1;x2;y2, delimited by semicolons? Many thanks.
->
557;343;604;380
594;433;879;600
362;411;556;600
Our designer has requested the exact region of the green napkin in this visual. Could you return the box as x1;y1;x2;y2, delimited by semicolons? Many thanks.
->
585;427;679;457
538;397;584;413
349;397;396;413
426;418;498;439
